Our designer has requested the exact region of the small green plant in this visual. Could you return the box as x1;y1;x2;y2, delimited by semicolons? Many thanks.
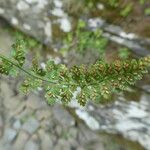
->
120;3;133;17
0;39;150;106
13;31;41;49
61;20;108;58
118;47;130;60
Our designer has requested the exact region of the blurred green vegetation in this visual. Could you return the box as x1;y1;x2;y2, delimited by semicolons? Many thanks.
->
61;19;108;59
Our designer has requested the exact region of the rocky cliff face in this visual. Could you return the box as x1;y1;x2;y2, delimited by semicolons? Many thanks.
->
0;0;76;45
0;0;149;55
0;1;150;150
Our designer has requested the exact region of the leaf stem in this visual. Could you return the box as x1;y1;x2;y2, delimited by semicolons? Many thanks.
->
0;54;58;84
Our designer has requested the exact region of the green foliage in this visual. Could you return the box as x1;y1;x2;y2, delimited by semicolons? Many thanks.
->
99;0;135;18
0;58;12;75
139;0;146;5
12;31;40;49
118;47;130;59
144;8;150;15
120;3;133;17
20;77;42;94
32;58;46;76
108;0;119;7
0;39;150;106
61;20;108;58
11;39;27;66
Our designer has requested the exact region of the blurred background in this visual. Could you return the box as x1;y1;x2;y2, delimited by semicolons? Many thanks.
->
0;0;150;150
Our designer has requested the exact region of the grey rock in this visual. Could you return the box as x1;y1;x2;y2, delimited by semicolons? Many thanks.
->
24;141;39;150
0;22;14;55
66;128;78;147
13;131;29;150
103;32;150;56
75;109;100;130
53;139;71;150
0;115;3;137
77;124;99;144
141;85;150;93
0;81;22;111
140;93;150;108
55;125;62;136
13;120;22;130
0;0;73;46
35;108;52;121
38;129;53;150
3;96;21;110
22;117;40;134
77;147;85;150
88;18;150;56
53;105;75;127
0;115;3;127
0;82;13;100
143;117;150;126
16;107;34;121
68;127;78;138
0;143;12;150
11;101;26;116
40;119;54;130
75;94;150;150
30;133;39;142
26;94;47;110
115;119;146;132
3;128;17;143
85;141;105;150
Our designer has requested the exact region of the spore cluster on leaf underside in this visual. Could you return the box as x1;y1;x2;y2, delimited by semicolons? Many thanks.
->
0;39;150;106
